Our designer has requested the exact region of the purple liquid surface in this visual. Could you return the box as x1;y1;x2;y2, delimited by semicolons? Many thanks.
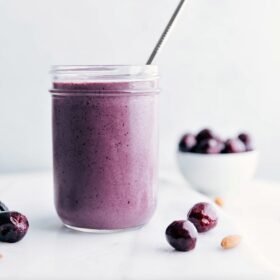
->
52;81;158;229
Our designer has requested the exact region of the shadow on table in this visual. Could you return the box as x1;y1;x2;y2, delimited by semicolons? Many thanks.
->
31;215;144;236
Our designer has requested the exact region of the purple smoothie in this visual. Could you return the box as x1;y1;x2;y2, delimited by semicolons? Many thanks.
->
51;80;158;230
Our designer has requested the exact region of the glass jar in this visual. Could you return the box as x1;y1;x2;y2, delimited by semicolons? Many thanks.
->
50;65;159;231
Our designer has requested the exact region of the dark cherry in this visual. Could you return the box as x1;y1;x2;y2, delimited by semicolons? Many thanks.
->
0;211;29;243
187;202;218;233
238;133;253;151
165;220;197;252
179;133;197;152
0;201;8;212
196;128;216;142
222;138;246;153
192;138;224;154
238;133;250;145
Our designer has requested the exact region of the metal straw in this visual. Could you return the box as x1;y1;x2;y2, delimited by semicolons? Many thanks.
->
146;0;187;65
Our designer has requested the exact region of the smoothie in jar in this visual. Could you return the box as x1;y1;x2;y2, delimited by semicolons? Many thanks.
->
50;65;159;231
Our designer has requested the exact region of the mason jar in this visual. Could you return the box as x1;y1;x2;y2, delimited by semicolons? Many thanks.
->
50;65;159;231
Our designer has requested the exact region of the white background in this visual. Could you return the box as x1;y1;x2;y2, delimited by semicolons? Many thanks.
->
0;0;280;180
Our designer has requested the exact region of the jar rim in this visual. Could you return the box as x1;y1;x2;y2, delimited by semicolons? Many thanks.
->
50;65;159;95
50;65;158;82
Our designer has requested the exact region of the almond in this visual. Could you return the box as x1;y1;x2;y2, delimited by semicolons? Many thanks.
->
221;235;241;249
214;197;224;207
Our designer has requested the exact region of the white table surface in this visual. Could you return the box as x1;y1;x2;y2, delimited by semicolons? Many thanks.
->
0;171;279;280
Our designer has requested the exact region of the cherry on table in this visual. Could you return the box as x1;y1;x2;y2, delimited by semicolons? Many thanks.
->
165;220;198;252
0;211;29;243
187;202;218;233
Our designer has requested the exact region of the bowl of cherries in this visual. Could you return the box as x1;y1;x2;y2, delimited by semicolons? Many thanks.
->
177;128;258;195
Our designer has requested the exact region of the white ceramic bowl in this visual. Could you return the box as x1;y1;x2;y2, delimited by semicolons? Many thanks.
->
177;150;259;196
